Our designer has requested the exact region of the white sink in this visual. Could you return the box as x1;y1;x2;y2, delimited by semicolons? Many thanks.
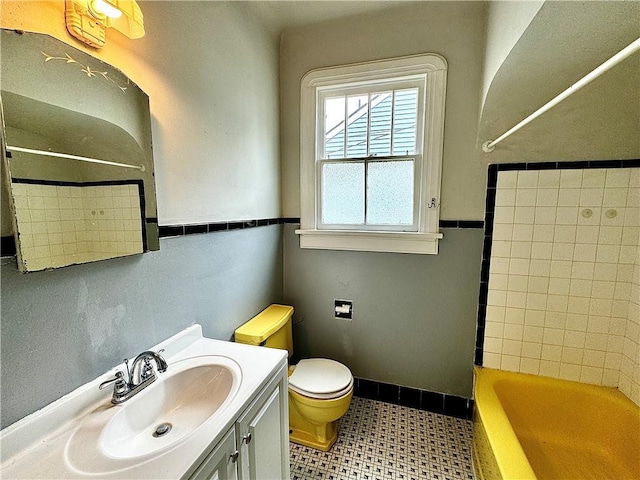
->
0;325;288;480
65;355;241;473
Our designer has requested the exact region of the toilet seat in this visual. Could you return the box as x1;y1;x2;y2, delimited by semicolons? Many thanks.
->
288;358;353;400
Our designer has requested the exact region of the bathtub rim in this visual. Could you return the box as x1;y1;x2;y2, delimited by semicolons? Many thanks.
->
473;366;537;480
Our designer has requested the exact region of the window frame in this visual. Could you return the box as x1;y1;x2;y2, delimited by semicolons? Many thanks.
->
297;54;447;255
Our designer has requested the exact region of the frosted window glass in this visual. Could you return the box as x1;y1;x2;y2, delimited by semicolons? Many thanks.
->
367;160;414;225
324;96;345;159
346;95;368;157
322;162;364;224
392;89;418;155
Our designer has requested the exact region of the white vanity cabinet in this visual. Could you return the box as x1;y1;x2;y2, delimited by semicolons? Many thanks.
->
190;428;238;480
236;369;289;480
189;365;289;480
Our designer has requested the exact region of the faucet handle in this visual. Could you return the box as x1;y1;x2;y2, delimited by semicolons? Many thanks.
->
140;358;155;381
123;358;131;381
99;371;126;391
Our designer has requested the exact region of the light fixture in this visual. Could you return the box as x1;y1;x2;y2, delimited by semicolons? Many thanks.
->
65;0;144;48
91;0;123;19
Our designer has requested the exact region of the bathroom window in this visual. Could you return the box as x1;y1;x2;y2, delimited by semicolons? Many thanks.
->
296;54;447;254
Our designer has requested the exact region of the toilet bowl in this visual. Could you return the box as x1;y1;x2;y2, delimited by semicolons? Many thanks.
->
234;305;353;451
288;358;353;450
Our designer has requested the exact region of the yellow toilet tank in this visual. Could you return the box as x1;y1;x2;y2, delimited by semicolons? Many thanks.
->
234;304;294;357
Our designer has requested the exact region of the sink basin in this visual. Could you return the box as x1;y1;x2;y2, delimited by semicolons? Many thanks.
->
101;361;237;458
65;355;241;472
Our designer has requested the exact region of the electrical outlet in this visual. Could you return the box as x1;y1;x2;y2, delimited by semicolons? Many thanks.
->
334;300;353;320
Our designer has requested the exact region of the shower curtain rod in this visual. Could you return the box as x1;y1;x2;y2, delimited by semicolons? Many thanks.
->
482;37;640;153
5;145;145;171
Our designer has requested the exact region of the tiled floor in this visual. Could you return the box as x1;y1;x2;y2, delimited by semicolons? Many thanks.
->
289;396;474;480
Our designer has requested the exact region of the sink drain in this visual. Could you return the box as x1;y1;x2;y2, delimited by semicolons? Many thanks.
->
153;423;172;438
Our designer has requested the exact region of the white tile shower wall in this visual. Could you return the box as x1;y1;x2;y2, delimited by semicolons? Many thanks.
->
619;172;640;405
484;168;640;394
11;183;143;270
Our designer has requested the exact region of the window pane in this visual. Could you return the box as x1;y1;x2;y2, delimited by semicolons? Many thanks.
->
322;162;365;224
392;88;418;155
368;92;392;156
324;96;345;159
345;95;368;157
367;160;414;225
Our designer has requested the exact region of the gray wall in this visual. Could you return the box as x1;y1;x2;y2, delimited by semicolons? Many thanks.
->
0;226;283;428
0;1;284;430
278;2;488;400
479;1;640;164
1;0;282;229
280;1;488;221
283;225;483;398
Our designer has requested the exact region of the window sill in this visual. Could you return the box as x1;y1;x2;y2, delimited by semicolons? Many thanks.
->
294;229;443;255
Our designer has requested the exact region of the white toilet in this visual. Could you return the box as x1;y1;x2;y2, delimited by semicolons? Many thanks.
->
235;304;353;451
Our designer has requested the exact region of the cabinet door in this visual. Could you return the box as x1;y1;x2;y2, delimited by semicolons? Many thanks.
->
237;372;289;480
190;428;239;480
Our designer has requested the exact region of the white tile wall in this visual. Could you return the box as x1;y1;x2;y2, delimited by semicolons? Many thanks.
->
484;168;640;404
619;169;640;406
12;183;143;271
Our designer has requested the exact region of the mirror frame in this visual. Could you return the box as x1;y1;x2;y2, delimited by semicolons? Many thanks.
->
1;29;159;272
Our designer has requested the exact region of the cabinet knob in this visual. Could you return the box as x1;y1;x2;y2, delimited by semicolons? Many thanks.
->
242;433;252;445
230;450;239;463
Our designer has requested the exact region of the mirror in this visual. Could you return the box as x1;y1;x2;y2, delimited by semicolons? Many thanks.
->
1;29;158;272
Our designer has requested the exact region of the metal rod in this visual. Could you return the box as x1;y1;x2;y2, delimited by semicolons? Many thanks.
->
483;37;640;153
6;145;145;171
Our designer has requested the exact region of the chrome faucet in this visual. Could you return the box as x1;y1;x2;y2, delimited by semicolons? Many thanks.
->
99;349;168;404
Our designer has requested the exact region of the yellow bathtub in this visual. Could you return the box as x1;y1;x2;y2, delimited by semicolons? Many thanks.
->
473;367;640;480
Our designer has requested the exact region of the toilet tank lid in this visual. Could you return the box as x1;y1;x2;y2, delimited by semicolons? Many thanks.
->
234;304;293;344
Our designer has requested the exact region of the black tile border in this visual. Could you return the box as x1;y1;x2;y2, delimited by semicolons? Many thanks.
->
184;224;207;235
476;159;640;367
353;377;474;420
492;159;640;172
158;217;300;238
11;178;145;188
439;220;484;229
2;216;302;255
2;214;486;248
158;225;184;237
1;235;16;256
160;217;483;238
